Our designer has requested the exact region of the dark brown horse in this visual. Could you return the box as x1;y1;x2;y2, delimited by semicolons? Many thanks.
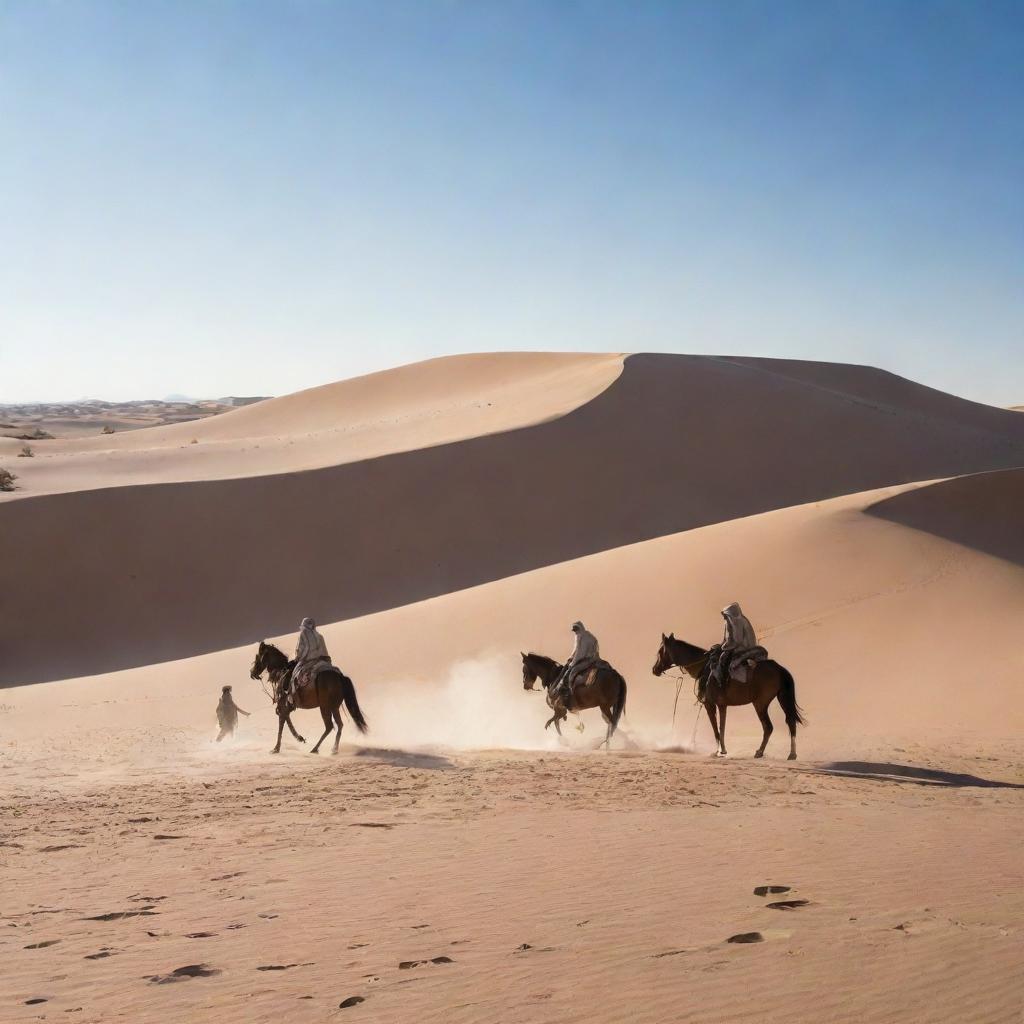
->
521;652;627;745
652;634;804;759
250;641;368;754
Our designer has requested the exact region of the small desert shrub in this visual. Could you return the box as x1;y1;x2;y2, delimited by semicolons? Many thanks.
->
101;425;116;434
18;445;33;458
0;468;17;491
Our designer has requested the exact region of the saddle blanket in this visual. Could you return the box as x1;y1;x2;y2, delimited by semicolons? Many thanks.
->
291;656;332;695
726;646;768;684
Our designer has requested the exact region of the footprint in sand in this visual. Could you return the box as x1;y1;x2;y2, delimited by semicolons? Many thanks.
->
85;949;118;960
339;996;366;1008
186;932;215;938
753;885;791;897
24;998;48;1005
145;964;221;984
398;956;455;969
727;932;764;944
24;939;60;949
85;909;158;921
767;899;811;911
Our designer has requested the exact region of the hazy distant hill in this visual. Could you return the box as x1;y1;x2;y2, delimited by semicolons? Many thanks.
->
0;396;270;439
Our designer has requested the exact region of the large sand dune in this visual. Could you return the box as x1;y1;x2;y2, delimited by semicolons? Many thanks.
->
3;353;1023;1024
4;353;1024;685
11;472;1022;748
0;353;624;494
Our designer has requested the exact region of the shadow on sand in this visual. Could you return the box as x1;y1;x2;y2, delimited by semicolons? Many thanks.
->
353;747;456;771
810;761;1024;790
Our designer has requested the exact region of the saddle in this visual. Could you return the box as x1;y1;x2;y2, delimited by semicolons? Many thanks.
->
726;646;769;683
574;659;610;687
286;657;332;704
695;646;768;703
561;658;610;709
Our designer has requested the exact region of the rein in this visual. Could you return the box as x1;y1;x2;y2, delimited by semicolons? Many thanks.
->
660;650;709;731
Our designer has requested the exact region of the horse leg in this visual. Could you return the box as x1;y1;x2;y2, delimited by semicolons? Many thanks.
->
310;707;333;754
544;700;568;735
272;712;286;754
332;706;343;754
717;704;728;756
754;703;773;758
705;703;722;756
286;715;305;743
599;702;614;748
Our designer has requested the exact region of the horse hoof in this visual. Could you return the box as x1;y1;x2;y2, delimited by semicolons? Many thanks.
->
270;748;280;754
298;737;306;744
754;751;764;758
310;749;319;755
788;752;797;761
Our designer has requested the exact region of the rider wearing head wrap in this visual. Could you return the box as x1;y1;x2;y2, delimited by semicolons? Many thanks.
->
721;602;757;653
556;621;600;710
708;602;759;690
290;617;331;702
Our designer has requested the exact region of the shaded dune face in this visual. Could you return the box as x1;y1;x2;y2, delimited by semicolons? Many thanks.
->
865;468;1024;568
3;353;1024;686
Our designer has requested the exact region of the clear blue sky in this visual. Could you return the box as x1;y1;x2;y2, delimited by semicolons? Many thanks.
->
2;1;1021;404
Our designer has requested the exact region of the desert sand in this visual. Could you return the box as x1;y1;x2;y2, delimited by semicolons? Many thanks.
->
2;353;1022;1023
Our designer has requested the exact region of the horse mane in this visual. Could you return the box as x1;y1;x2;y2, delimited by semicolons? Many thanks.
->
526;652;561;671
667;635;707;663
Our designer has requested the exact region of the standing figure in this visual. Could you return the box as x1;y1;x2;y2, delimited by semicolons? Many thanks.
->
216;684;250;741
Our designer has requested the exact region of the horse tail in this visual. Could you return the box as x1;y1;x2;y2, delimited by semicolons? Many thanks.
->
341;674;369;734
609;672;627;734
776;664;806;732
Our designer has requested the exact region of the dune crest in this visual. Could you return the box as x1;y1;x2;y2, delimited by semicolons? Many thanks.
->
0;353;624;495
3;353;1024;685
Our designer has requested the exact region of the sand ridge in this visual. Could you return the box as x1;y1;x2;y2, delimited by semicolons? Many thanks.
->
4;353;1024;684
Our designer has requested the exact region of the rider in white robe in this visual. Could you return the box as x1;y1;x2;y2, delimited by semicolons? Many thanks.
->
555;621;600;709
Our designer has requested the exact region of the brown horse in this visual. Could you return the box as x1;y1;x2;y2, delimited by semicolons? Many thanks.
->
250;641;368;754
521;652;627;745
652;633;805;759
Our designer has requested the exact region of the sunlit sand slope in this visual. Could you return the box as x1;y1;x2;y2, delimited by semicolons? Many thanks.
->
3;354;1023;684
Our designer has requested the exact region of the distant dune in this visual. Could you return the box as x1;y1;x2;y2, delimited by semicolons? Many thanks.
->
3;352;1024;685
0;396;268;440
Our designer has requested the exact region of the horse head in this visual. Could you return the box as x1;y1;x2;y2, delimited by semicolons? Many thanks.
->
250;641;267;680
521;652;538;691
652;633;676;677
